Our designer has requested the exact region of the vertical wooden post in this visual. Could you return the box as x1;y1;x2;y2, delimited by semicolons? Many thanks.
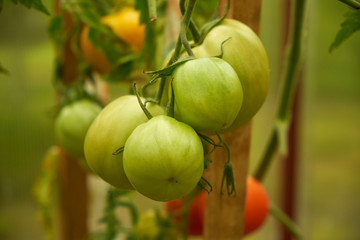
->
54;2;88;240
203;1;262;239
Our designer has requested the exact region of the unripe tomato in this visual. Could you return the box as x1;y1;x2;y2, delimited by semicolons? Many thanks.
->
55;99;102;159
192;19;270;128
80;7;145;74
84;95;165;189
123;115;204;201
165;176;269;236
170;57;243;133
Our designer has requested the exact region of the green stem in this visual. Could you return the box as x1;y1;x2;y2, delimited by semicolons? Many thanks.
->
179;0;197;56
104;188;120;240
155;0;197;103
255;0;307;181
338;0;360;9
147;0;157;21
270;203;303;239
133;83;153;120
253;129;278;181
277;0;307;121
180;0;201;43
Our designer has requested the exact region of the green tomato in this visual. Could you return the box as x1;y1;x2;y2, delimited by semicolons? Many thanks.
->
192;19;270;128
170;57;243;133
55;99;102;159
123;115;204;201
84;95;165;189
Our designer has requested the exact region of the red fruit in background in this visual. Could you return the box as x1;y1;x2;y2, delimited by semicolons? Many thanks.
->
165;176;269;236
243;176;269;235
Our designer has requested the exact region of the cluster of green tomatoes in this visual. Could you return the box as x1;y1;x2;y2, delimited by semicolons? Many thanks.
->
55;19;270;202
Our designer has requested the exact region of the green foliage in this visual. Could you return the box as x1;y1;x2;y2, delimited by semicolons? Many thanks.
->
330;9;360;52
9;0;49;15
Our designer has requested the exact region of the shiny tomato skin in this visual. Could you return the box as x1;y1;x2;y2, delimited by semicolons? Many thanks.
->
244;176;269;235
84;95;165;190
171;57;243;133
123;115;204;201
191;19;270;128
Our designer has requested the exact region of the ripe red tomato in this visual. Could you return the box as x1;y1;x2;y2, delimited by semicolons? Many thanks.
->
165;176;269;236
244;176;269;235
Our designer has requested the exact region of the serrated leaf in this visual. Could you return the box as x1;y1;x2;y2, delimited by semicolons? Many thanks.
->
0;62;9;75
10;0;49;15
330;9;360;52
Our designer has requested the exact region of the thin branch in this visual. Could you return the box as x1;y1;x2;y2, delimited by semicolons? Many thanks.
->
338;0;360;9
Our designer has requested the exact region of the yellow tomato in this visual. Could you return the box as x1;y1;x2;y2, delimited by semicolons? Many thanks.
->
80;7;145;74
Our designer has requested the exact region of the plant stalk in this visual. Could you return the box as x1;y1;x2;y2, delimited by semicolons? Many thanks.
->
277;0;307;121
253;129;279;181
147;0;157;21
270;203;303;239
254;0;307;180
338;0;360;9
155;0;198;103
180;0;201;42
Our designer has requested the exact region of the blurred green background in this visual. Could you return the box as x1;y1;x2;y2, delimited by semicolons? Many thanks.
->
0;0;359;239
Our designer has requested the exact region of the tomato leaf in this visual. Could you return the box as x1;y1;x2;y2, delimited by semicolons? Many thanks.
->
65;0;107;33
47;16;64;50
0;62;9;75
329;9;360;52
102;54;135;82
10;0;49;15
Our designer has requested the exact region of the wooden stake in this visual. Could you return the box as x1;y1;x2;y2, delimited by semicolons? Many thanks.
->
54;2;88;239
203;1;262;239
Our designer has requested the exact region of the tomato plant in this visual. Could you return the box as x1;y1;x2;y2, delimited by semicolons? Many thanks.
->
192;19;270;128
170;57;243;133
84;95;165;189
55;99;102;159
123;115;204;201
80;7;145;74
165;176;269;236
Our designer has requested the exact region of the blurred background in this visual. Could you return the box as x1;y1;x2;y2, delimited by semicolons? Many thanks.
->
0;0;359;239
